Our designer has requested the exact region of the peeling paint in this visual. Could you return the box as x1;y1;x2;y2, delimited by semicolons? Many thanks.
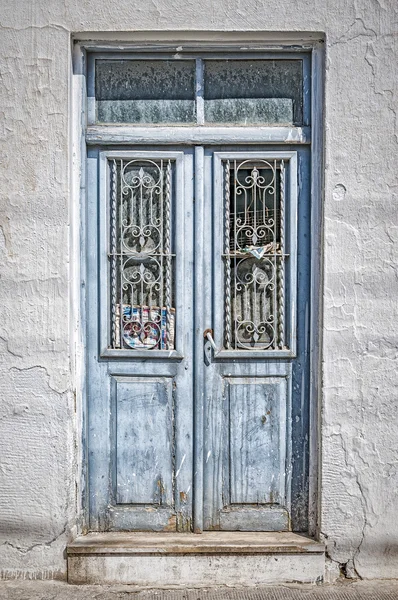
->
0;0;397;583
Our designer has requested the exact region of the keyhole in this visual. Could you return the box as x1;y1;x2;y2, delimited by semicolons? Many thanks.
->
261;415;267;424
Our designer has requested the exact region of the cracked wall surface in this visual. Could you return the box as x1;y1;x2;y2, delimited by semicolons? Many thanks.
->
0;0;397;582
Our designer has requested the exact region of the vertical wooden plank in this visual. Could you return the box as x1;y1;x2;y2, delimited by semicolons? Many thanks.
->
203;149;226;530
193;145;205;532
72;42;89;533
302;52;312;127
290;146;311;532
288;152;298;356
99;153;110;354
86;148;112;530
174;149;195;531
308;42;325;538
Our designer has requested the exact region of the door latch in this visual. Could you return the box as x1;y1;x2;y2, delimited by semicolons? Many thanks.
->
203;328;217;352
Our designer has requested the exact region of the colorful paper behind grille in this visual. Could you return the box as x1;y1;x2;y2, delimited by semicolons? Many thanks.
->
115;305;175;350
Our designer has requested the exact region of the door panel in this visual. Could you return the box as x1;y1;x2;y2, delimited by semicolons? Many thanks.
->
228;377;286;505
114;376;174;506
87;148;194;532
202;147;310;532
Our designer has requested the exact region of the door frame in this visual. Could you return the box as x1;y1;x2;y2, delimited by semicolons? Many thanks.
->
71;35;324;537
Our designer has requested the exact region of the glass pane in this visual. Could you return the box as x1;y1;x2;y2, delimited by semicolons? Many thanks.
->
223;159;287;351
96;60;196;124
204;60;303;125
108;158;175;350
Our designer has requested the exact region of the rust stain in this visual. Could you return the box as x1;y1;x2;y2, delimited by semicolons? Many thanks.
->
163;515;177;532
179;491;187;503
157;478;166;501
177;512;193;532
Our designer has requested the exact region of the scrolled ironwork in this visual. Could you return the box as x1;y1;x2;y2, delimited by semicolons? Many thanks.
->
108;158;175;350
224;158;287;351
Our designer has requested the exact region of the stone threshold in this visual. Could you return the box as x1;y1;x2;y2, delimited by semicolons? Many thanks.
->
67;531;324;556
67;532;325;585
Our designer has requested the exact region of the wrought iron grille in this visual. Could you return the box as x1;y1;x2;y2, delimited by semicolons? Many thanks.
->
108;158;175;350
223;159;286;351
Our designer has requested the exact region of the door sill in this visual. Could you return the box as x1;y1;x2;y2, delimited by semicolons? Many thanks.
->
67;532;325;585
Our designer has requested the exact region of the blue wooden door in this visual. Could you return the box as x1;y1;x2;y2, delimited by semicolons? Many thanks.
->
200;147;311;532
86;145;310;533
86;148;195;531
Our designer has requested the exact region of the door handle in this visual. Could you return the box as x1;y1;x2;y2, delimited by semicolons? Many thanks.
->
203;328;217;352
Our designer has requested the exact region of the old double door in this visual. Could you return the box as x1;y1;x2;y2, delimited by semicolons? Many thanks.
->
86;144;311;533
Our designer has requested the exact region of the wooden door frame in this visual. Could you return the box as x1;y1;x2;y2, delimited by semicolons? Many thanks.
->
71;35;324;537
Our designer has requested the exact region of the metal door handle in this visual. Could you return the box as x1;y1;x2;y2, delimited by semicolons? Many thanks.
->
203;328;217;352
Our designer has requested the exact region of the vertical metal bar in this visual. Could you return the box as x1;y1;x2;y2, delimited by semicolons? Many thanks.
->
252;167;257;336
193;145;205;532
224;161;231;349
273;160;277;349
159;159;164;349
234;160;237;349
165;159;172;350
139;168;144;313
119;159;123;349
110;160;117;349
196;59;205;125
278;160;285;349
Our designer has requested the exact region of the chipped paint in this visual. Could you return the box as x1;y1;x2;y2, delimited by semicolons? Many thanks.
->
0;3;397;584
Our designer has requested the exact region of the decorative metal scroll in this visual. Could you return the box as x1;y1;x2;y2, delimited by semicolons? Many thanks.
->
224;159;286;351
109;158;175;350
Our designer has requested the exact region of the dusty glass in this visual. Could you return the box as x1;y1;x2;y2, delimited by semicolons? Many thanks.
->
95;60;196;124
204;60;303;125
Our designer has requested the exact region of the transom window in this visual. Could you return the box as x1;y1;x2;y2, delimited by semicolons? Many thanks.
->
92;56;307;126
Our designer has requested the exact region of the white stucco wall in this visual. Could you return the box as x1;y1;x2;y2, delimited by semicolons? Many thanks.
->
0;0;397;582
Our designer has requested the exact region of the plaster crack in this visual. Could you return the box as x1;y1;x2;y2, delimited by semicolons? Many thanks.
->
0;22;69;33
9;365;69;395
1;525;67;555
352;475;367;579
338;432;368;579
0;336;23;358
330;17;377;47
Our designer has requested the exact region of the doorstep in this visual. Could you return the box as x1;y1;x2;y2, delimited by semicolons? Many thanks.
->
67;532;325;586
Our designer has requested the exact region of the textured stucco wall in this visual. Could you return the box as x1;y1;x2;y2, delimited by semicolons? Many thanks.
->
0;0;397;582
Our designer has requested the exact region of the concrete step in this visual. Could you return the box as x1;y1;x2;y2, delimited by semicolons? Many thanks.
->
67;532;325;586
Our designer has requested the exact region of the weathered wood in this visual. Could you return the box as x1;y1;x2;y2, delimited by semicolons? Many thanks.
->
87;149;194;532
86;125;311;146
308;42;325;538
80;45;318;539
87;146;311;534
228;378;286;505
115;377;174;506
219;507;289;531
193;145;206;533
